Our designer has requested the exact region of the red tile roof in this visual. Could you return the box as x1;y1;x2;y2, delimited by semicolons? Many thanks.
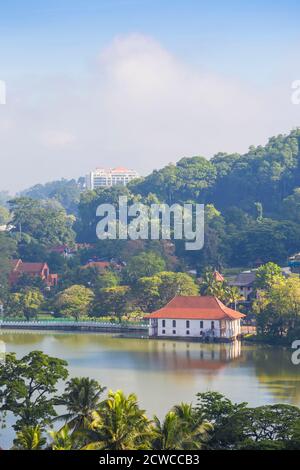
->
10;259;22;270
18;262;47;274
9;259;58;287
213;270;224;282
145;296;245;320
84;261;111;269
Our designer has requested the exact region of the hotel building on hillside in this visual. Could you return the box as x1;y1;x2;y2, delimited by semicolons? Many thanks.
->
85;167;139;189
145;296;245;341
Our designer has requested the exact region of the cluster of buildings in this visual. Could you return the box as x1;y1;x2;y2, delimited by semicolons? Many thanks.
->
85;167;139;190
146;265;296;341
7;255;122;290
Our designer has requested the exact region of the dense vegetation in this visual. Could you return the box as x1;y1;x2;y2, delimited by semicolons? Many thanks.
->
1;129;300;339
1;351;300;450
11;128;300;270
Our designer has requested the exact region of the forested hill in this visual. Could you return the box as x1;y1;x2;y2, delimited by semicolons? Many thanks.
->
130;128;300;218
19;128;300;220
6;128;300;270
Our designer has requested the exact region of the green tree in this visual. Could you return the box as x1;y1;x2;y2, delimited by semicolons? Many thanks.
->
199;269;225;298
54;285;94;320
254;262;284;290
124;251;166;284
12;425;46;450
83;390;151;450
282;187;300;224
9;197;75;247
49;424;74;450
0;351;68;431
195;392;247;449
0;206;10;225
152;404;212;450
135;271;198;311
55;377;106;432
21;178;81;215
76;266;120;290
6;288;44;320
93;286;130;318
253;276;300;340
0;232;17;302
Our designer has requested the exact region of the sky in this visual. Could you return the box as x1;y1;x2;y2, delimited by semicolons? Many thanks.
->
1;0;300;191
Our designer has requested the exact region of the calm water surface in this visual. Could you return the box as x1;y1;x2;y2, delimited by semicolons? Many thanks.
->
1;329;300;447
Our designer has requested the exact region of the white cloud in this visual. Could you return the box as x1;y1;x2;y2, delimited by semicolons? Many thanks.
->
0;33;299;191
40;130;76;147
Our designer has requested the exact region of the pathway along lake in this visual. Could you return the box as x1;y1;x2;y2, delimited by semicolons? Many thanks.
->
1;330;300;447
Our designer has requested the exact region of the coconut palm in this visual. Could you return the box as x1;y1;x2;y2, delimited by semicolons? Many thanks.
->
151;411;180;449
173;402;213;449
12;425;46;450
49;424;73;450
223;286;244;310
55;377;106;432
152;403;212;450
200;270;226;299
83;390;151;450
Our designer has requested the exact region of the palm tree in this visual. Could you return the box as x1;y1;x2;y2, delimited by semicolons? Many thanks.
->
82;390;151;450
152;403;212;450
55;377;106;432
173;403;213;449
151;411;180;449
200;270;227;300
12;425;46;450
224;286;244;310
49;425;73;450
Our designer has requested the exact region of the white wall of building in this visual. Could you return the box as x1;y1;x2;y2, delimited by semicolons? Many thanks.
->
149;318;241;339
86;168;139;189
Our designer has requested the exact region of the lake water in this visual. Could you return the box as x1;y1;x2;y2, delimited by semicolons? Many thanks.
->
1;329;300;448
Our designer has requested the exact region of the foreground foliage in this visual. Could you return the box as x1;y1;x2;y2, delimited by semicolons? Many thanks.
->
1;352;300;450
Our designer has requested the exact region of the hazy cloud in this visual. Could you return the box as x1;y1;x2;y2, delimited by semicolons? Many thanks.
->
0;33;299;192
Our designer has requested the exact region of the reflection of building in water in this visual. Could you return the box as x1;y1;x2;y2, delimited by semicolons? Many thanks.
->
151;340;242;373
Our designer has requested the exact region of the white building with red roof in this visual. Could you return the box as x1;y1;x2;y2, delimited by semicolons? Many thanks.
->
86;167;139;189
145;296;245;340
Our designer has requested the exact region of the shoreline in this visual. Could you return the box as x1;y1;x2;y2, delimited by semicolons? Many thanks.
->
0;322;147;335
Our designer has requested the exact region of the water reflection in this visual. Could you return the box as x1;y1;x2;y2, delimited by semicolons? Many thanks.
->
1;330;300;410
240;344;300;405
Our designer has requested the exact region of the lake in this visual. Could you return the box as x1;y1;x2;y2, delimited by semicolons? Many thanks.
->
1;329;300;448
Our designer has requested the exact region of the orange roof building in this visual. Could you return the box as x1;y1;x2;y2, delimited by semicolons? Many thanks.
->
213;270;225;282
145;296;245;341
9;259;58;288
83;261;111;271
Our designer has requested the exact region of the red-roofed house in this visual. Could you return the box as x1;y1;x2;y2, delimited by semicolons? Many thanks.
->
145;296;245;340
9;259;58;288
83;261;111;272
213;270;224;282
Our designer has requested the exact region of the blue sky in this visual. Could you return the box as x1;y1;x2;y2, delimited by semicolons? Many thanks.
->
1;0;299;80
0;1;300;190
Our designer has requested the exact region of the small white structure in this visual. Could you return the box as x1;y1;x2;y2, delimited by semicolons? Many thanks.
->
145;296;245;341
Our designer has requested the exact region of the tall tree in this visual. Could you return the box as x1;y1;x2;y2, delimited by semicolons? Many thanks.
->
9;197;75;247
0;352;68;431
55;377;106;432
54;285;94;320
83;390;151;450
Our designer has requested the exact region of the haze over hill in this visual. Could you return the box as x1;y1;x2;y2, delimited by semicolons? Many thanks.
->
1;1;300;190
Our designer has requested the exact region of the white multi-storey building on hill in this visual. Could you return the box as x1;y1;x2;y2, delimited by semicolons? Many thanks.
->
86;167;139;189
